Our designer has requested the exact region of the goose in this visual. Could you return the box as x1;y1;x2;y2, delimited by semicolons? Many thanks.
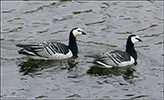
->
85;35;143;68
16;27;86;60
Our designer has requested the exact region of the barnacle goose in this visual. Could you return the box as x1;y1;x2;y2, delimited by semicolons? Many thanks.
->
16;28;86;60
85;35;143;68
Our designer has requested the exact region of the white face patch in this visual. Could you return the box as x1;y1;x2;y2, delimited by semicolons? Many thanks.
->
72;28;83;37
131;35;140;44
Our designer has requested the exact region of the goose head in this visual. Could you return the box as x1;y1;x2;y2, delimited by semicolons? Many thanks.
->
71;27;86;37
129;34;143;44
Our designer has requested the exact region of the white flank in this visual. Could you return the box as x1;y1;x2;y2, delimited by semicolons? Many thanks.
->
118;56;135;67
49;50;73;60
29;56;48;60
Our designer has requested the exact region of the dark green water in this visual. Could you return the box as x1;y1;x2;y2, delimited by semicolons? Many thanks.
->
1;1;163;99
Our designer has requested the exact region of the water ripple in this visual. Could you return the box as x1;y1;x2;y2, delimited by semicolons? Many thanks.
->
23;2;56;14
85;19;107;26
137;24;158;32
143;33;163;37
52;15;73;22
2;9;16;13
129;95;149;99
66;94;81;98
35;95;48;99
36;28;50;33
72;9;92;15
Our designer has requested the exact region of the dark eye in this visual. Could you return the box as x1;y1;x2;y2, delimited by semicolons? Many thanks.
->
78;30;81;32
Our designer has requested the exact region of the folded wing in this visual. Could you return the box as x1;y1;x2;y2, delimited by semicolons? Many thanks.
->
16;41;71;59
85;50;132;67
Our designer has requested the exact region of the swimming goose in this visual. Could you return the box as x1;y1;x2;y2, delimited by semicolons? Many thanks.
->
85;35;142;68
16;28;86;60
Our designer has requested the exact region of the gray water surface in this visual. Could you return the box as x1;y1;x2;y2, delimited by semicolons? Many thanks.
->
1;1;163;99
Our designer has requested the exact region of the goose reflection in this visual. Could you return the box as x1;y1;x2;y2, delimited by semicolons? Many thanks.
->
87;65;136;80
16;56;78;77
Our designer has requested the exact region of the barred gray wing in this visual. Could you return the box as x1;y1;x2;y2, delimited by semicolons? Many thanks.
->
95;50;131;66
43;41;70;55
16;44;48;58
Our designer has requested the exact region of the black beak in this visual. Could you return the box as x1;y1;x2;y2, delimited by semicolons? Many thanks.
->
136;38;143;42
82;31;87;35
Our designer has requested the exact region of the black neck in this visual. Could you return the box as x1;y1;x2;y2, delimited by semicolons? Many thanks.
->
125;40;137;61
68;33;78;56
